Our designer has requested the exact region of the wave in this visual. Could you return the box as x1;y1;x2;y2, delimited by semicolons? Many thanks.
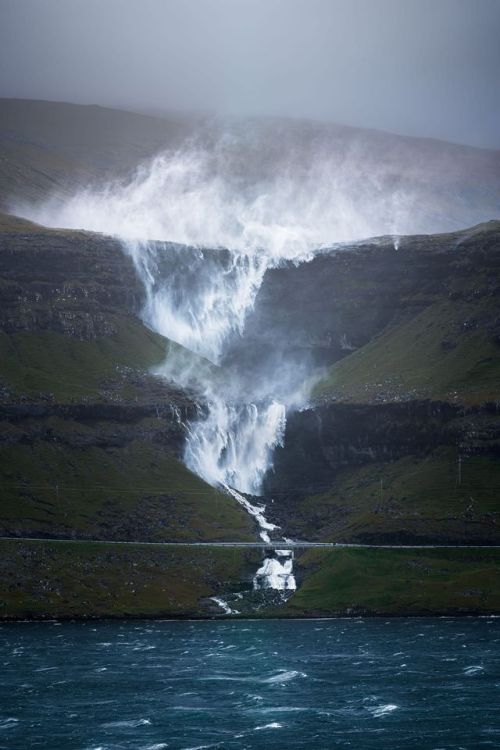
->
464;665;484;675
367;704;399;718
102;718;151;728
254;722;284;730
264;670;307;684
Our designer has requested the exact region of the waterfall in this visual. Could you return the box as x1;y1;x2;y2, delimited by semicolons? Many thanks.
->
183;401;286;497
125;240;268;364
122;239;288;497
17;133;476;601
122;238;296;592
254;550;296;591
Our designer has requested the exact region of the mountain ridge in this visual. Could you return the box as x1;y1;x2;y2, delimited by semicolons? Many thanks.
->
0;99;499;618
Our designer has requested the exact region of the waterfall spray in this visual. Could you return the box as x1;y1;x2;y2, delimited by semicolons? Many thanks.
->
15;129;489;599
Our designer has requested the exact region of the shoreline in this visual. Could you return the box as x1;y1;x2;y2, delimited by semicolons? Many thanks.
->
3;539;499;622
2;610;500;623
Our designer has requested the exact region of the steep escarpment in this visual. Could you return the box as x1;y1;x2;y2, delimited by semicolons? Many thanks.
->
238;221;500;376
0;213;254;543
3;214;497;548
0;213;144;339
1;99;499;619
264;401;500;544
258;222;500;545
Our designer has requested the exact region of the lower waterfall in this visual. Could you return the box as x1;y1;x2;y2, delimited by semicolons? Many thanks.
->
122;239;299;598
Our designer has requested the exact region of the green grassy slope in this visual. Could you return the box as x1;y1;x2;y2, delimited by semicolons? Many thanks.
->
0;216;255;544
2;540;498;619
281;448;500;544
286;547;500;616
0;442;254;542
0;539;260;619
0;323;254;542
314;222;500;405
0;318;216;405
0;322;167;402
314;298;500;405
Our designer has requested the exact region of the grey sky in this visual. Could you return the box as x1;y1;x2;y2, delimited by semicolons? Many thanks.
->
0;0;499;148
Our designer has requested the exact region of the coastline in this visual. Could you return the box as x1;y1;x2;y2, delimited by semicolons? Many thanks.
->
2;538;499;621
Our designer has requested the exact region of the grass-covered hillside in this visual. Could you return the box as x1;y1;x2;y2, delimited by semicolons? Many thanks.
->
0;539;261;620
0;214;254;543
286;547;500;617
314;224;500;406
264;222;500;546
2;539;499;619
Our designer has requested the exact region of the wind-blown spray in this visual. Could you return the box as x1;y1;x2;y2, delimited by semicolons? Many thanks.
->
16;131;458;592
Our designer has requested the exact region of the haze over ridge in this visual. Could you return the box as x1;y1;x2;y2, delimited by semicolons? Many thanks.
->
1;0;499;149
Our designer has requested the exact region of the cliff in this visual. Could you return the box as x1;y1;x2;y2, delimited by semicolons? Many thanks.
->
0;100;499;619
256;222;500;545
0;213;254;544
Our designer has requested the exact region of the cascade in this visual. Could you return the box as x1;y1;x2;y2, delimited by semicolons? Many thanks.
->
18;137;476;603
122;238;297;595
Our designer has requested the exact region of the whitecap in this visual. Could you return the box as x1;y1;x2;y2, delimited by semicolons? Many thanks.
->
368;704;398;718
255;722;283;730
102;718;151;728
264;670;306;684
464;665;484;675
255;706;305;714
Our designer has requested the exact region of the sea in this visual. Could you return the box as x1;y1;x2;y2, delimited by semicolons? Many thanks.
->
1;618;499;749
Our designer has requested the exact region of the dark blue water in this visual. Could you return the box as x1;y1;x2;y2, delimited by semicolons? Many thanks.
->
1;618;499;749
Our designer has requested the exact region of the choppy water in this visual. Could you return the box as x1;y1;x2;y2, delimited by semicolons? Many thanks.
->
1;618;499;749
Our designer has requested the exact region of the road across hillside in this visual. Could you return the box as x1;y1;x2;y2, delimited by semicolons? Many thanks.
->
1;537;499;550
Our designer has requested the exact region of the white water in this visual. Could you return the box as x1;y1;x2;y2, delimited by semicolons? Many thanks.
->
122;238;291;533
184;402;286;498
21;145;415;257
209;597;240;616
121;235;296;591
125;239;268;365
254;550;296;591
222;486;279;544
16;139;425;591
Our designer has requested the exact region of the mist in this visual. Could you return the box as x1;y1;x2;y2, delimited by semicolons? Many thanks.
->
1;0;500;148
13;112;500;509
3;0;499;586
16;116;500;257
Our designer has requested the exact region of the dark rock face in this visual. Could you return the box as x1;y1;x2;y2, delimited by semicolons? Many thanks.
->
253;224;500;544
0;221;237;544
229;223;500;371
1;213;499;547
0;401;195;454
261;400;500;545
0;228;144;339
265;400;500;495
